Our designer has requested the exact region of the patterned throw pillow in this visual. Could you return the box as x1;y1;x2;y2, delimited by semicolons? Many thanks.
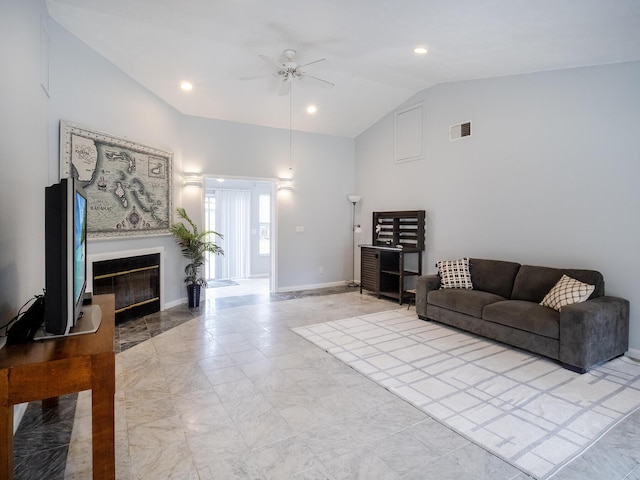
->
540;274;595;311
437;258;473;289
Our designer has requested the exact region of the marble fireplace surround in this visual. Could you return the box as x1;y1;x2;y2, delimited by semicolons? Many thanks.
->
87;247;166;313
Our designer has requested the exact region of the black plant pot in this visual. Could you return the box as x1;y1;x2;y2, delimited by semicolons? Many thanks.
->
187;284;201;308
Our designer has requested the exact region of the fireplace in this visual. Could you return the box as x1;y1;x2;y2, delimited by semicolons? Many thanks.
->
90;251;162;323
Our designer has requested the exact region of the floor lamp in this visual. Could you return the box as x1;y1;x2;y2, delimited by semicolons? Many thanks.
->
347;194;361;287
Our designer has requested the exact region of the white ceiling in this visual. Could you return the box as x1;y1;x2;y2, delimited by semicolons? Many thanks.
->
45;0;640;138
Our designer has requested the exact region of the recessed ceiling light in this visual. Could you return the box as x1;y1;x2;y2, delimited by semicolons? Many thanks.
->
413;46;428;55
180;81;193;91
306;104;317;114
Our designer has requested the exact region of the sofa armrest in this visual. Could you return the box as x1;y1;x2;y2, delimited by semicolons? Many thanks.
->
559;296;629;372
416;275;440;319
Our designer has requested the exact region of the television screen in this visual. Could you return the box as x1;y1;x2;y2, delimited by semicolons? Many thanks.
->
74;191;87;308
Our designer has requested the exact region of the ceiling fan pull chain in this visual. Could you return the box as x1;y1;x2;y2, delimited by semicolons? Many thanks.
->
289;84;293;172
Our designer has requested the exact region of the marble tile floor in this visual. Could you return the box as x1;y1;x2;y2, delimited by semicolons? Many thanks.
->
12;289;640;479
12;393;78;480
12;284;354;479
205;277;270;299
115;284;356;353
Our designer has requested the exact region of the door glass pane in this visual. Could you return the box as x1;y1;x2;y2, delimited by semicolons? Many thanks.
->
204;193;216;280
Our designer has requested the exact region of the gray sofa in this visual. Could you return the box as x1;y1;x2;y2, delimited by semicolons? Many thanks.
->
416;258;629;373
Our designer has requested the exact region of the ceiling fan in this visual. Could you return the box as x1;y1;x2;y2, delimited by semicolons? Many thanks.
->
240;49;335;96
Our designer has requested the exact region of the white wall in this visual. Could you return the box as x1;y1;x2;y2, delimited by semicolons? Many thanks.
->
0;0;49;317
179;115;355;289
0;6;357;308
46;18;356;297
355;62;640;351
0;0;51;432
46;18;187;305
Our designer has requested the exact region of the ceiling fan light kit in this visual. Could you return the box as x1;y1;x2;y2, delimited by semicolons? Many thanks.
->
242;48;335;96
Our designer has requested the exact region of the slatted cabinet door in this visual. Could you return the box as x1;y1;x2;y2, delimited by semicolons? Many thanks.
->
360;247;380;295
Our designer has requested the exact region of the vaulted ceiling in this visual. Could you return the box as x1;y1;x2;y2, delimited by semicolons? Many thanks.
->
46;0;640;138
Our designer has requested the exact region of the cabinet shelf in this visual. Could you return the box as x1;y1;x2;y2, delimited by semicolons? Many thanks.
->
380;269;420;276
378;290;415;301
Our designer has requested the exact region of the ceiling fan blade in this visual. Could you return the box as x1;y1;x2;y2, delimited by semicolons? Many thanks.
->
298;58;326;68
278;79;291;96
239;74;273;81
301;73;335;88
247;50;335;94
258;54;283;69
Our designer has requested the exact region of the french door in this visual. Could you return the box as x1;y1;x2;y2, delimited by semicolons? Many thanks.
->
204;187;250;280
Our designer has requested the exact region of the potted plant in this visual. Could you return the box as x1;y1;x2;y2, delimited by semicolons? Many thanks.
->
170;207;223;308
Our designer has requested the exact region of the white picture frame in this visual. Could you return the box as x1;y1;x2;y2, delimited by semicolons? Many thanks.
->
60;121;173;238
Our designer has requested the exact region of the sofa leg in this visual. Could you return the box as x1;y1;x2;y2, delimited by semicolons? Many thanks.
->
562;363;587;374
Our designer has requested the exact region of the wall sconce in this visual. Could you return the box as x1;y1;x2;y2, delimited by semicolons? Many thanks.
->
278;177;294;191
183;173;203;187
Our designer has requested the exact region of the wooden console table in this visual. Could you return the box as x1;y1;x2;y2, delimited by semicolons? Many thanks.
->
0;294;115;479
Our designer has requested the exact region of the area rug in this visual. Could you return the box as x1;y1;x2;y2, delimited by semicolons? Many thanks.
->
292;309;640;479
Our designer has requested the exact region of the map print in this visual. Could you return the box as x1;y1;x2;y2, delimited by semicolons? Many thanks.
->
61;122;172;238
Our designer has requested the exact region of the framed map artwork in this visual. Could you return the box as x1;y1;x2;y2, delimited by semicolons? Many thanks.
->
60;121;173;238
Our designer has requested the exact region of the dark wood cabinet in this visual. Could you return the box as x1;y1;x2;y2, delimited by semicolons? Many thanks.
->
360;210;425;305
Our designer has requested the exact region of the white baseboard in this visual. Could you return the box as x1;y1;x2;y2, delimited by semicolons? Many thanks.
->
277;281;348;293
625;349;640;361
163;298;185;309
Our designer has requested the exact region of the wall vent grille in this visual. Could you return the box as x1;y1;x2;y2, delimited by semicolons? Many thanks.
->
450;121;472;141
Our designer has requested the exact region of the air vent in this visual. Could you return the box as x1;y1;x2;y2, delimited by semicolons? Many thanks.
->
449;121;472;141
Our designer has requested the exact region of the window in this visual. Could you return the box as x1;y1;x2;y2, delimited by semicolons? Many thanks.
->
203;192;216;280
258;194;270;256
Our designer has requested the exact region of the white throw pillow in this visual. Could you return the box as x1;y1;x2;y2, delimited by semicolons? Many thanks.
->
437;258;473;289
540;274;595;311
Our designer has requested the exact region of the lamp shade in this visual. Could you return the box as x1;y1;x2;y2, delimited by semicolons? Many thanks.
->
347;194;361;204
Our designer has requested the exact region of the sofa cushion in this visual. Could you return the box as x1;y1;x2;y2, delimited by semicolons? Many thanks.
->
469;258;521;299
511;265;604;303
428;289;505;318
437;258;473;289
540;275;596;311
482;300;560;339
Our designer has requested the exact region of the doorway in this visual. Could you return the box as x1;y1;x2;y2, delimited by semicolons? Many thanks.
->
203;176;275;296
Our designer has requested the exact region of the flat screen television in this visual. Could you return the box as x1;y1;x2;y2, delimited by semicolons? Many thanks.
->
44;177;88;335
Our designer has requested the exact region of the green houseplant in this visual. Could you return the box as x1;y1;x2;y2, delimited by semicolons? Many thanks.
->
170;207;223;308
